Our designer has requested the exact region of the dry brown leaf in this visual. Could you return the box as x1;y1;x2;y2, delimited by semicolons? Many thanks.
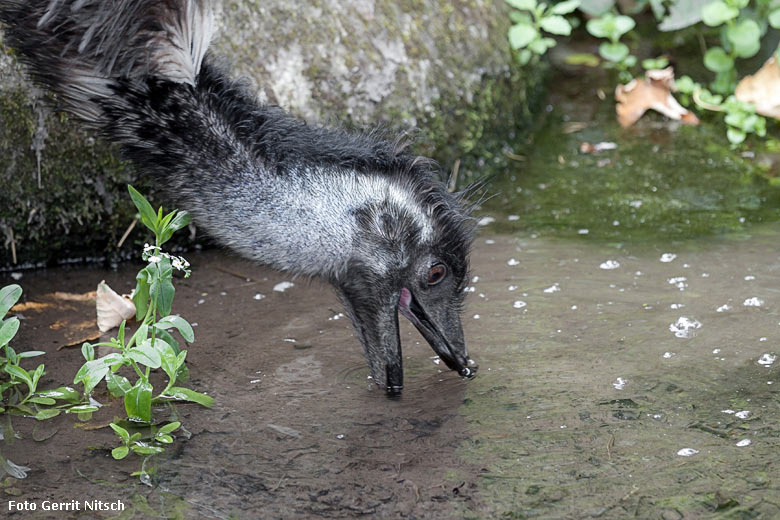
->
96;280;136;332
735;56;780;119
615;67;699;128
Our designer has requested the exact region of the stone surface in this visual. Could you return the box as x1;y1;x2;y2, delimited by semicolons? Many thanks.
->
0;1;544;267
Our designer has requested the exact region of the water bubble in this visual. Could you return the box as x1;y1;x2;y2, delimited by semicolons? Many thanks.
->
612;377;627;390
571;305;578;310
273;281;295;292
721;409;735;414
629;200;643;208
757;353;776;366
667;277;688;291
336;434;345;439
508;215;520;221
471;276;480;283
477;217;495;226
670;303;684;309
464;286;476;293
543;283;561;294
660;253;677;263
744;275;756;281
473;314;480;319
743;297;764;307
513;300;527;309
328;312;345;321
736;439;751;447
430;356;441;365
663;352;675;359
669;317;702;338
253;293;266;301
578;229;589;235
507;258;520;266
600;260;620;270
508;285;518;291
735;410;751;419
716;304;731;312
197;299;205;305
677;448;699;457
485;239;495;245
712;348;721;354
760;337;768;342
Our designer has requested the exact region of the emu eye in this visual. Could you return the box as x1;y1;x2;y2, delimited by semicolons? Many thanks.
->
427;264;447;286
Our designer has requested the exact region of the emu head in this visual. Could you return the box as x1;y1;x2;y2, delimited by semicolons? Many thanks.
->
334;173;477;395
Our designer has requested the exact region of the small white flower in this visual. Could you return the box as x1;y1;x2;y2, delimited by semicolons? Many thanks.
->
148;255;161;263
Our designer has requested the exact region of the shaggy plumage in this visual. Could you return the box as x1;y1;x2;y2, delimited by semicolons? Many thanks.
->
0;0;477;393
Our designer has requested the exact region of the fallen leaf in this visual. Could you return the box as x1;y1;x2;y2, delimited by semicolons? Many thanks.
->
735;56;780;119
96;280;136;332
615;67;699;127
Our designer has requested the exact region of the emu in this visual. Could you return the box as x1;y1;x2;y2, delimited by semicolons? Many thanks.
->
0;0;477;394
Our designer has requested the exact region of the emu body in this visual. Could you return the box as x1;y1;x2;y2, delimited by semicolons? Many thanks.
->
0;0;477;393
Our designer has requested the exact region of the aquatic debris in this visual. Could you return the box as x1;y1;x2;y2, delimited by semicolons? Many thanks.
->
543;283;561;294
273;281;295;292
669;317;702;338
734;56;780;119
508;285;518;291
757;353;776;366
677;448;699;457
253;293;265;301
612;377;627;390
743;297;764;307
579;141;617;154
736;439;752;447
600;260;620;270
735;410;751;419
431;356;441;365
667;276;688;291
660;253;677;262
615;67;699;127
96;280;136;332
513;300;527;309
716;304;732;312
478;217;495;226
507;258;520;266
10;272;22;281
712;348;721;354
744;275;756;281
670;303;684;309
663;352;675;358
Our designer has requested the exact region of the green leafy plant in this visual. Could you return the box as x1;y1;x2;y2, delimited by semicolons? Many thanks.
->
73;186;211;459
1;284;81;419
506;0;581;65
585;12;637;82
109;421;180;460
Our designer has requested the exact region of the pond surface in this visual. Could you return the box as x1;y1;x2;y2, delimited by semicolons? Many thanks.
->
3;72;780;519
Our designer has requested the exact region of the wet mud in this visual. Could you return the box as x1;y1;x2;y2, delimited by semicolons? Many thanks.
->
3;227;780;519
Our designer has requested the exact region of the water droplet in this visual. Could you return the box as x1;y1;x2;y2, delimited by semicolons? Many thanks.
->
670;303;684;309
663;352;675;359
612;377;627;390
716;304;731;312
757;353;776;366
507;258;520;266
336;434;345;439
253;293;266;301
736;439;751;447
513;300;527;309
273;281;295;292
600;260;620;270
667;277;688;291
660;253;677;263
677;448;699;457
744;275;756;281
571;305;578;310
473;314;480;319
508;285;518;291
471;275;480;283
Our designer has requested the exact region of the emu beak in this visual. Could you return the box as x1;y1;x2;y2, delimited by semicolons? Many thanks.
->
398;288;477;379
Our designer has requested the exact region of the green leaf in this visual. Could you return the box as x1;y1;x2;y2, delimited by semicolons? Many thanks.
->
127;185;158;234
82;342;95;362
703;47;733;72
642;57;669;70
36;386;80;402
158;341;182;383
109;422;131;443
156;434;174;444
73;359;109;393
0;317;20;347
770;9;780;28
125;380;153;423
506;0;537;10
133;270;150;321
154;315;194;343
564;53;601;66
157;421;181;435
587;14;635;41
701;1;738;26
517;48;533;65
726;19;761;58
31;364;44;392
674;75;697;94
659;0;709;31
528;36;557;54
131;443;164;455
508;24;539;49
510;11;533;24
551;0;580;14
160;387;214;408
578;0;614;16
112;446;130;460
5;364;33;389
34;409;60;420
540;15;572;35
17;351;46;359
167;211;191;234
65;405;99;413
28;396;56;406
599;41;629;62
0;284;22;319
129;340;162;369
727;127;746;144
106;372;133;397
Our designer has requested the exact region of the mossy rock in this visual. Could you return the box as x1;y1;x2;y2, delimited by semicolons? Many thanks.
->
0;1;545;267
